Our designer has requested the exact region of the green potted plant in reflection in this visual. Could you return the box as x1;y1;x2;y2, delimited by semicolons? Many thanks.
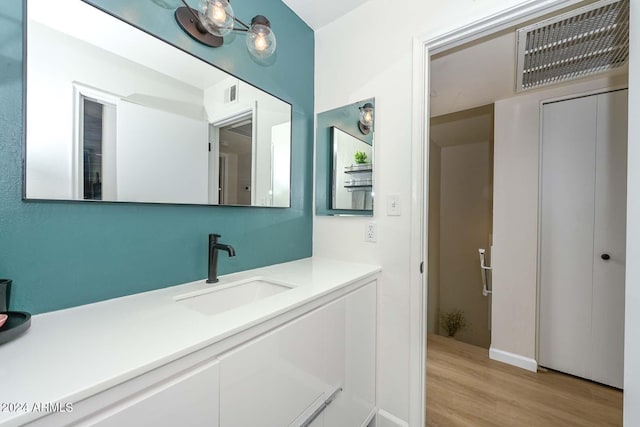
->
439;309;468;338
354;151;368;164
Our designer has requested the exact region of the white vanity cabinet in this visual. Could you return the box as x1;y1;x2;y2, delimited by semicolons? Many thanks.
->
16;278;377;427
24;357;220;427
218;281;376;427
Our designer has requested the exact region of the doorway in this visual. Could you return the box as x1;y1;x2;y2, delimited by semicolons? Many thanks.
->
209;109;256;206
413;0;630;425
427;105;494;349
73;84;117;201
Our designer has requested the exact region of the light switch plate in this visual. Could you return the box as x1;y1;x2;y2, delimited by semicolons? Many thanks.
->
387;194;401;216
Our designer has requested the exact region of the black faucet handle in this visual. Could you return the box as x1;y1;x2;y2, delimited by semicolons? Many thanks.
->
209;233;222;243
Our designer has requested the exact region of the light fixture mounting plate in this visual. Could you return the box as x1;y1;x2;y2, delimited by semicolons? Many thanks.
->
175;6;223;48
358;122;371;135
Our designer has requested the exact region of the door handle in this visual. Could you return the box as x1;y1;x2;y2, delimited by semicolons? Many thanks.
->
601;253;611;261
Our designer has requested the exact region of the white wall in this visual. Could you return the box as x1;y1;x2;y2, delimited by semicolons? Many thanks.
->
221;153;239;204
26;22;203;200
492;74;627;361
625;0;640;423
272;123;292;207
116;101;209;204
313;0;534;422
439;142;492;348
237;152;252;205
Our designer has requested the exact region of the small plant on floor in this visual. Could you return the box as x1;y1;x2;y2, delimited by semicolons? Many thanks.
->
440;309;468;337
354;151;368;164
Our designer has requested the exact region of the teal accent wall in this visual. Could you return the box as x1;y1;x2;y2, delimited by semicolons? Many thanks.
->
0;0;314;314
316;98;374;216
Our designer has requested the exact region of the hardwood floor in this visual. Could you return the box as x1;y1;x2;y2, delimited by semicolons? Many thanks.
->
426;334;623;427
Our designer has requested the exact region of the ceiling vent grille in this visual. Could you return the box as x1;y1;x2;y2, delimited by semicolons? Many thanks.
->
515;0;629;92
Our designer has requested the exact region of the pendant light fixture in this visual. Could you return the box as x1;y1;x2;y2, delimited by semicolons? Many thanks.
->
175;0;276;59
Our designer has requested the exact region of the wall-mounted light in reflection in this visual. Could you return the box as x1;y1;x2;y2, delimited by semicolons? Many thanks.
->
358;103;374;135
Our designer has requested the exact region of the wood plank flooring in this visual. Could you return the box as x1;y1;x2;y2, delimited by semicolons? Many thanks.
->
426;334;623;427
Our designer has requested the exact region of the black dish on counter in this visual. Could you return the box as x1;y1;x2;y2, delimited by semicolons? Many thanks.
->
0;312;31;345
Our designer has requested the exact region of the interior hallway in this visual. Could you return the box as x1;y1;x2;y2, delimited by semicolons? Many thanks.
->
426;334;623;426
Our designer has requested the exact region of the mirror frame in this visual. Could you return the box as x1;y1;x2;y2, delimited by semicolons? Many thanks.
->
22;0;293;208
315;98;375;216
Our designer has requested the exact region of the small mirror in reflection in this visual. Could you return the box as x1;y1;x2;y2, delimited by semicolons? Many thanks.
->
331;127;373;210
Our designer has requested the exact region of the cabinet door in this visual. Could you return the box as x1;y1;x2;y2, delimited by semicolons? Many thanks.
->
218;281;377;427
591;90;627;388
325;283;377;427
85;360;220;427
539;95;598;379
218;304;336;427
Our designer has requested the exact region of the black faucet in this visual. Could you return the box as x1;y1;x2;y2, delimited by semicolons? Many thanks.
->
207;233;236;284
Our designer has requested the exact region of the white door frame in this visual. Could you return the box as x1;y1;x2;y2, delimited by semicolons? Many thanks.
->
408;1;604;425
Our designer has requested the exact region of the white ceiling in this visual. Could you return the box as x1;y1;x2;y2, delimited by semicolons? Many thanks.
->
30;0;229;91
220;127;252;155
430;31;517;118
282;0;371;30
429;16;629;118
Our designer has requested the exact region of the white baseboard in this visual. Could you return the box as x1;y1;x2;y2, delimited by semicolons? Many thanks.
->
377;409;409;427
489;346;538;372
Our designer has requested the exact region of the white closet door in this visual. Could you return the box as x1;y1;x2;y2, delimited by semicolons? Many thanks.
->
591;90;627;388
539;90;627;389
539;95;598;380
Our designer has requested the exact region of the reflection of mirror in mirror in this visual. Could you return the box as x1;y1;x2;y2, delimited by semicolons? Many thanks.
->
25;0;291;207
332;128;373;210
315;97;374;215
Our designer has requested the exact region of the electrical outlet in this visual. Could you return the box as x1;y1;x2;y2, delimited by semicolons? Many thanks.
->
365;222;377;243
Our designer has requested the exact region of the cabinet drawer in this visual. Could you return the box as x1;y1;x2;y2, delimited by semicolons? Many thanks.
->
87;360;220;427
25;359;220;427
218;301;342;427
218;280;377;427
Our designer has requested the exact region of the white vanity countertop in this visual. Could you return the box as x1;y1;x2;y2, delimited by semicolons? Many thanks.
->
0;257;381;425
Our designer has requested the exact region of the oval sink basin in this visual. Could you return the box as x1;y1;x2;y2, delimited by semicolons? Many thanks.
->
174;277;293;316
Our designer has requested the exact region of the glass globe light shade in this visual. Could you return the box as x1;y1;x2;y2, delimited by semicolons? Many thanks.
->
246;16;276;59
198;0;234;37
359;104;374;127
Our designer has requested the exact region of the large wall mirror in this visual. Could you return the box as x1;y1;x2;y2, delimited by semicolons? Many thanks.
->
316;98;374;216
24;0;292;207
